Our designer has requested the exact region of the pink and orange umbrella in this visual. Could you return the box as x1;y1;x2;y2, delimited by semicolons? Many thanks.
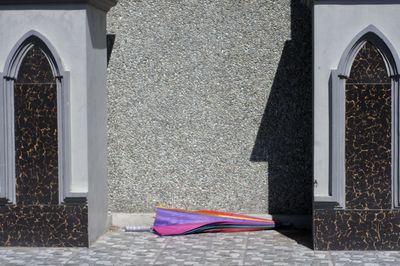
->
152;206;277;236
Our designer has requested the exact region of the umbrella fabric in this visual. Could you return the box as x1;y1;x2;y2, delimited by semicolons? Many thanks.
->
152;206;276;236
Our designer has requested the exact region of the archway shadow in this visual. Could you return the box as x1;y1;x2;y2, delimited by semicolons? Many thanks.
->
250;0;313;247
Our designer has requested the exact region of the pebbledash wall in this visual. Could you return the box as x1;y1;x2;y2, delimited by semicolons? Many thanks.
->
106;0;313;214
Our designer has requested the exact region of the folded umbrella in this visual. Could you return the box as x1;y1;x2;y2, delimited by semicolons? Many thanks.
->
152;206;277;236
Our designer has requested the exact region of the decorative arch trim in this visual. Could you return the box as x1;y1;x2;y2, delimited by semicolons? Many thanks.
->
337;25;400;79
3;30;65;80
315;25;400;209
0;30;71;204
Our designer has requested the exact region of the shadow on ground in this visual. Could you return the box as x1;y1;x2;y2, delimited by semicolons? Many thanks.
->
277;229;313;249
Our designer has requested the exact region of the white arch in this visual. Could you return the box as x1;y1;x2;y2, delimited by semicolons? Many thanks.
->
3;30;65;80
337;25;400;78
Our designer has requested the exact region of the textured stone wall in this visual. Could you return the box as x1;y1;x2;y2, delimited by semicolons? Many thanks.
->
106;0;312;214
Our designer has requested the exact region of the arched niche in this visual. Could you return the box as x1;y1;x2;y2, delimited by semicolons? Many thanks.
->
328;25;400;209
0;31;71;205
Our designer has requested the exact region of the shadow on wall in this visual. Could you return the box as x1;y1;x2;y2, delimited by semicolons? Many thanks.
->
251;0;313;215
107;34;116;67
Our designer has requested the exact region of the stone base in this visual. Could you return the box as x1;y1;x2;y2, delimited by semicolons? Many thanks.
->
0;204;88;247
314;209;400;250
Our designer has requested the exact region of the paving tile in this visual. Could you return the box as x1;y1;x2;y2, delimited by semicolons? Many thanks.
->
0;230;398;265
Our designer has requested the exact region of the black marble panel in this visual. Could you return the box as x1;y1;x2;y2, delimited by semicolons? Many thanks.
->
347;42;391;84
345;84;392;210
17;46;55;84
314;209;400;250
0;204;88;247
14;46;58;206
345;40;392;210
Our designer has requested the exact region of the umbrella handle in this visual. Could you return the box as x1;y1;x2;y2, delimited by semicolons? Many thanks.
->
125;226;152;232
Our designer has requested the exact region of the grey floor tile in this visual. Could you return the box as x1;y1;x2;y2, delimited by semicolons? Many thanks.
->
0;230;398;265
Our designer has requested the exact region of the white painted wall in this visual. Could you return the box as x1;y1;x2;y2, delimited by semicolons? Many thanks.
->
314;2;400;199
0;5;89;195
86;5;109;244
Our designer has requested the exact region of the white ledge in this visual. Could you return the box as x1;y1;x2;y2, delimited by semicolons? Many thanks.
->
0;0;118;12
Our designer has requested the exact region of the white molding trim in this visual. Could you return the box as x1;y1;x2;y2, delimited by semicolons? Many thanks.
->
0;73;5;199
0;0;118;12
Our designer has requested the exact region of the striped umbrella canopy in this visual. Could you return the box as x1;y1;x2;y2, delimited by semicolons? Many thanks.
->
152;206;276;236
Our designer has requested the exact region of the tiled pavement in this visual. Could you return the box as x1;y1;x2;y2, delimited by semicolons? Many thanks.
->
0;229;399;265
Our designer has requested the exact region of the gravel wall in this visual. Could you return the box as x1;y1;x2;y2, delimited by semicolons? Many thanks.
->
106;0;312;214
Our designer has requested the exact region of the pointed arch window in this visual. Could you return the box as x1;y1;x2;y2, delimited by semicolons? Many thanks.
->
0;32;71;204
326;26;400;209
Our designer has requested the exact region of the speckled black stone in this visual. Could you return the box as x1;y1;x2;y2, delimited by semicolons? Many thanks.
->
16;46;55;84
345;41;392;210
345;83;391;210
347;42;391;84
14;46;58;206
0;204;88;247
314;209;400;250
